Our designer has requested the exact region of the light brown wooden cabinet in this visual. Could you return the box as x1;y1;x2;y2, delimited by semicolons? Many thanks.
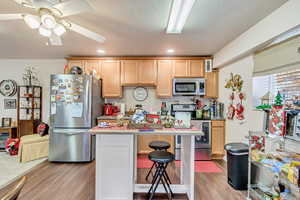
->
101;61;122;98
173;60;205;78
137;135;175;154
211;120;225;159
138;60;157;85
84;60;102;79
67;60;85;73
121;60;157;86
205;70;219;98
156;60;174;98
190;60;205;77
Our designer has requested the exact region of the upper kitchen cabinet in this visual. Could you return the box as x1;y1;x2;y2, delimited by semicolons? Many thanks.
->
121;60;157;86
84;60;102;79
121;60;139;86
205;70;219;98
101;61;122;98
138;60;157;86
190;60;205;77
66;60;85;73
157;60;173;98
173;60;189;77
173;60;205;78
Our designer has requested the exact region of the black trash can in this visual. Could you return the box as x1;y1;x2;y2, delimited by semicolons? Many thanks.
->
224;143;249;190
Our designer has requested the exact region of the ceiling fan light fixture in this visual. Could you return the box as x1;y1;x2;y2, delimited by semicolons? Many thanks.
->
41;14;56;29
166;0;195;34
53;24;66;36
39;26;52;37
23;14;40;29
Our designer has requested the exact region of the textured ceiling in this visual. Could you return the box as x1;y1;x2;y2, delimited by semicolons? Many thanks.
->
0;0;288;58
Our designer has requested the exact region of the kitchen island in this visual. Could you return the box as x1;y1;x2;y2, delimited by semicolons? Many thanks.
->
90;126;204;200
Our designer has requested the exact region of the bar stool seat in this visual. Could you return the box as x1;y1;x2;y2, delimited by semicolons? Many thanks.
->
148;151;174;163
149;141;170;151
147;151;175;200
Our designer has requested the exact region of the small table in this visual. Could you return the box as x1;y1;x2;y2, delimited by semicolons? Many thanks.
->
0;127;18;138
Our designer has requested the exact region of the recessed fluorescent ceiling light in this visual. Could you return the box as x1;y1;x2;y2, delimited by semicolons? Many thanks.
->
167;49;175;53
166;0;195;34
97;49;105;54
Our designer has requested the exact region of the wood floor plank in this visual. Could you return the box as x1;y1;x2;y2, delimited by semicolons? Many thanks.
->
0;160;246;200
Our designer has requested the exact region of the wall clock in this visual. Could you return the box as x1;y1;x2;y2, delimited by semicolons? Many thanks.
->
133;87;148;101
0;80;17;97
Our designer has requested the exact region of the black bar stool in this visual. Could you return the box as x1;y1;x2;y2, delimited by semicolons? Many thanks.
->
147;151;174;200
145;141;171;182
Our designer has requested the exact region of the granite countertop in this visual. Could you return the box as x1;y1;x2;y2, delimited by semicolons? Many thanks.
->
97;116;131;120
89;126;204;136
97;115;225;121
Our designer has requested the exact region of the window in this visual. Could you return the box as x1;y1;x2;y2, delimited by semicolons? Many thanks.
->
252;68;300;107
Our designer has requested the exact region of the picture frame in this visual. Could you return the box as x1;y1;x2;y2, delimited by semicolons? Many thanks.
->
4;99;16;109
2;118;11;127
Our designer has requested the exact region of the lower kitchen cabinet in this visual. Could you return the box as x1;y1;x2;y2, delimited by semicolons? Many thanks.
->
137;135;175;154
211;120;225;159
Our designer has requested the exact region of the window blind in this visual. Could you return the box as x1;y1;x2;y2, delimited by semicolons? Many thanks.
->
272;68;300;100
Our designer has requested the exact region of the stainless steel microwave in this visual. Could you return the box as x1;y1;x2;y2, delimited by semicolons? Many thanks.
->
173;78;205;96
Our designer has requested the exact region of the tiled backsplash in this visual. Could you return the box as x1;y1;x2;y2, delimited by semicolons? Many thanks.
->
106;87;211;113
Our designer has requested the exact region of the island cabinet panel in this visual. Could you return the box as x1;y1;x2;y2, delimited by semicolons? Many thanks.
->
137;135;175;154
138;60;157;86
121;60;139;86
156;60;174;98
205;70;219;98
189;60;205;77
173;60;189;77
101;61;122;98
84;60;102;79
211;120;225;159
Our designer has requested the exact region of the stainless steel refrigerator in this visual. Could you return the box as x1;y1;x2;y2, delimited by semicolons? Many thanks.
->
48;74;103;162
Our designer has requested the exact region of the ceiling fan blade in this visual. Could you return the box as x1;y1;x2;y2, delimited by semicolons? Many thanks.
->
53;0;93;17
0;14;23;20
68;22;105;43
49;34;63;46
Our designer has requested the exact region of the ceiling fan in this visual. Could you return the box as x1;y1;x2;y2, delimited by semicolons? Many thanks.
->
0;0;106;46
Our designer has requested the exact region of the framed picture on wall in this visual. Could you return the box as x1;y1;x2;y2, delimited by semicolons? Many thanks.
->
2;118;11;127
4;99;16;109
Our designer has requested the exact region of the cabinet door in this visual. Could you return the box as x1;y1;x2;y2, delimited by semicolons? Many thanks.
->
157;60;173;98
102;61;122;98
137;135;174;154
189;60;204;77
205;70;218;98
138;60;157;86
85;60;102;79
121;60;139;86
173;60;189;77
67;60;84;74
211;126;225;155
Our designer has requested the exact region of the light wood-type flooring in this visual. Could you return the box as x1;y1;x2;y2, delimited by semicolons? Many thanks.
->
0;159;246;200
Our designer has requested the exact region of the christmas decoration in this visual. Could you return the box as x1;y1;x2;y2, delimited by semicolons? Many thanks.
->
256;92;272;110
23;66;40;86
268;105;286;136
227;93;235;120
274;91;283;107
236;93;245;120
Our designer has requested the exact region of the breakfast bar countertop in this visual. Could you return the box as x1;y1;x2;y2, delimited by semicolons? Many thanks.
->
89;126;204;136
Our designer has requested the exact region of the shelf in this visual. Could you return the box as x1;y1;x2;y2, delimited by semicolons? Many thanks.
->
249;188;265;200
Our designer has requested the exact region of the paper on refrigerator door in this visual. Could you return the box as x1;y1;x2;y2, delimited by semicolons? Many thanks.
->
51;103;56;115
71;102;83;118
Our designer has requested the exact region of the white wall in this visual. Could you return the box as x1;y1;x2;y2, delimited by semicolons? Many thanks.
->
218;55;265;144
214;0;300;68
0;59;65;124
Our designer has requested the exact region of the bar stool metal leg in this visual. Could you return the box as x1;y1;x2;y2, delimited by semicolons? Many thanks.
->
145;162;155;181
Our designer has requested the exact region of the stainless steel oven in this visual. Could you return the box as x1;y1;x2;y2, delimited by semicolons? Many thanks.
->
173;78;205;96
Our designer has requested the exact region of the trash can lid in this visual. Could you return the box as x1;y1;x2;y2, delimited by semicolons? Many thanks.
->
224;143;249;153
